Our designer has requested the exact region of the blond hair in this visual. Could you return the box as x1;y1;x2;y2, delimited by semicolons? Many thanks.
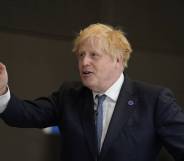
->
72;23;132;68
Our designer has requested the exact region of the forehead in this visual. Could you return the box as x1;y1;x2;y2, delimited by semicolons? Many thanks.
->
78;36;108;52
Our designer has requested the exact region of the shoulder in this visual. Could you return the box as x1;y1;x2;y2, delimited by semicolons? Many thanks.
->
56;81;91;98
125;76;175;103
129;78;171;96
48;81;92;106
133;80;164;93
126;77;181;118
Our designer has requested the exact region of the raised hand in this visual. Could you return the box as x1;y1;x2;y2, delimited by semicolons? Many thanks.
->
0;63;8;95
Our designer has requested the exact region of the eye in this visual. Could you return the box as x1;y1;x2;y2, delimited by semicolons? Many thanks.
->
77;52;85;59
91;53;96;57
91;52;99;58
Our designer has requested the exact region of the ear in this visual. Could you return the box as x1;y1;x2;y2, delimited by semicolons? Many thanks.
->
115;54;122;63
116;57;120;63
115;54;124;70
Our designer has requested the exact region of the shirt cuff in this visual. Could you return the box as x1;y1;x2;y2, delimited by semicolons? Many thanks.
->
0;87;10;113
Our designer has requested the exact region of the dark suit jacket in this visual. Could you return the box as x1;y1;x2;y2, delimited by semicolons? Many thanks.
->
1;76;184;161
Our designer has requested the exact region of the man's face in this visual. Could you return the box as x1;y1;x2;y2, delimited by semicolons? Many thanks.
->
77;37;123;92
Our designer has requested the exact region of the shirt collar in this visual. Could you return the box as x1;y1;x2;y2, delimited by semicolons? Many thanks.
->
93;73;124;102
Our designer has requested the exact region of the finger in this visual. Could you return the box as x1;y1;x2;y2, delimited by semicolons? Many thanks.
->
0;62;5;66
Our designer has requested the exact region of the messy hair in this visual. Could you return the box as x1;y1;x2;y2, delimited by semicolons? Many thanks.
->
72;23;132;68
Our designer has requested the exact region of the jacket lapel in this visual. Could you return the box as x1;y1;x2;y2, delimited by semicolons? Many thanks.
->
81;88;98;160
99;76;137;160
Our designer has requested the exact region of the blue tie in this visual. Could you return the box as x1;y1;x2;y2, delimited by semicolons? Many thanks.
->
96;94;106;152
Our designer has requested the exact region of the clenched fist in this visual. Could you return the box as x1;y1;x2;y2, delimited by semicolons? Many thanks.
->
0;63;8;95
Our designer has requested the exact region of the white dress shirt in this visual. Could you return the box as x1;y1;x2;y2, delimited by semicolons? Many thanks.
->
93;73;124;149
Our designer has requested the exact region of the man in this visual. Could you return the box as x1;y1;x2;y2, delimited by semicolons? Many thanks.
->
0;23;184;161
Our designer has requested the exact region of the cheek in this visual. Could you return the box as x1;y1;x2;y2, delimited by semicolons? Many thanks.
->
102;64;116;77
96;69;108;81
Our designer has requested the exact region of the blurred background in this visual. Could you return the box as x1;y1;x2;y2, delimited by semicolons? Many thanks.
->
0;0;184;161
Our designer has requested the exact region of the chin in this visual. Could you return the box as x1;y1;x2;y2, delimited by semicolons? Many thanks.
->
83;81;96;90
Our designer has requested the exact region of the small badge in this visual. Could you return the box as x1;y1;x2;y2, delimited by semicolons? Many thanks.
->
128;100;134;106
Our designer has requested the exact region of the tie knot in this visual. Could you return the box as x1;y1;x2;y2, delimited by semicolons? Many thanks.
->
96;94;106;105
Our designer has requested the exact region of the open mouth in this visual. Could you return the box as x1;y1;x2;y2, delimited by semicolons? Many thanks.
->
82;71;93;77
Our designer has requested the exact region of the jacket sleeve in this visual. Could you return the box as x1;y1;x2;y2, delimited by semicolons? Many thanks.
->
155;88;184;161
0;89;62;128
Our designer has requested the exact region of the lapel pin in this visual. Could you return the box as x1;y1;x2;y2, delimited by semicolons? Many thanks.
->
128;100;134;106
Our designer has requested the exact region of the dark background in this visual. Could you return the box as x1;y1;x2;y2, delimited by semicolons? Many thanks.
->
0;0;184;161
